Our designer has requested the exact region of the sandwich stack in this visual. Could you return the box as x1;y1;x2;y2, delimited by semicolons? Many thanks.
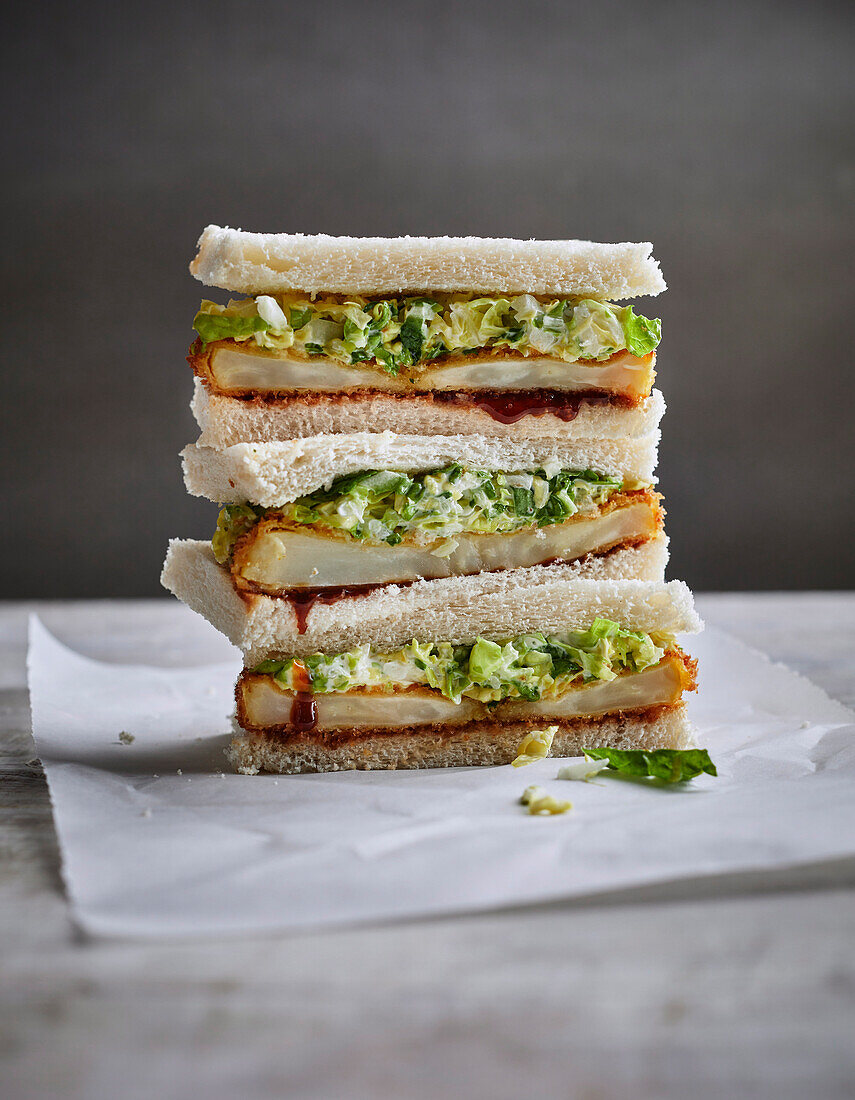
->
163;228;702;773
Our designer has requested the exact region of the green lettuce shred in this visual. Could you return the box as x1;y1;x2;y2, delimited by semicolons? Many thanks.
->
251;619;670;705
212;464;633;558
621;306;662;357
212;503;265;564
193;292;661;372
583;747;717;782
193;310;269;345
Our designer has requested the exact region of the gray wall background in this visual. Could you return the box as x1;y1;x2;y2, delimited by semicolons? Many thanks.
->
3;0;853;597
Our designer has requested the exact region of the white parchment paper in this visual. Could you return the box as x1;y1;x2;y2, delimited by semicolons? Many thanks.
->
27;615;855;938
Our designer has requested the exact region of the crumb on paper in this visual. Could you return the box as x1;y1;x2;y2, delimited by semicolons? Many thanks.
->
556;757;611;782
519;785;572;816
117;731;135;745
801;720;811;730
176;768;183;776
310;567;319;577
141;808;152;818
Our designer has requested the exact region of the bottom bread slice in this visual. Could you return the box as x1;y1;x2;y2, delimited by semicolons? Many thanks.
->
227;703;693;774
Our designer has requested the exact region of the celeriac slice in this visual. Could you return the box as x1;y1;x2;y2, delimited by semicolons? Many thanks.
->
206;345;655;398
233;498;660;592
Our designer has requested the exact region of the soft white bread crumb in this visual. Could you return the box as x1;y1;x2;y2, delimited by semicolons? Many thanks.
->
160;538;697;664
191;380;666;448
181;432;660;507
226;704;693;774
190;225;666;299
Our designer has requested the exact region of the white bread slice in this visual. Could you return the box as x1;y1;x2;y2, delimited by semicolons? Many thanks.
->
181;431;659;508
227;705;693;774
191;379;666;448
190;225;666;299
160;538;696;664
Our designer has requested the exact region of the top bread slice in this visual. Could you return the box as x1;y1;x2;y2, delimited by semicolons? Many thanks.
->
182;431;659;508
161;538;696;662
190;225;666;299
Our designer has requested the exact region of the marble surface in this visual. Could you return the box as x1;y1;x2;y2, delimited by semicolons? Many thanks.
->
2;595;854;1100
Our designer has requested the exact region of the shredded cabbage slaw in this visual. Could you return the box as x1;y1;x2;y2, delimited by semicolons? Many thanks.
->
251;620;670;705
212;464;637;562
194;292;661;374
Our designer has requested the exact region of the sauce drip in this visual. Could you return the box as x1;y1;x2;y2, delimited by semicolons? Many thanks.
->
289;693;318;732
287;583;393;634
288;661;318;732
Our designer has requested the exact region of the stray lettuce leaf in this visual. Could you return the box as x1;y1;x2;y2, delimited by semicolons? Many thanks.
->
583;747;717;783
622;306;662;357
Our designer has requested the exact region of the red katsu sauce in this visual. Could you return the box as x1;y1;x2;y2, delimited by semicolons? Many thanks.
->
288;661;318;731
286;583;392;634
289;693;318;732
215;387;636;423
433;390;630;425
